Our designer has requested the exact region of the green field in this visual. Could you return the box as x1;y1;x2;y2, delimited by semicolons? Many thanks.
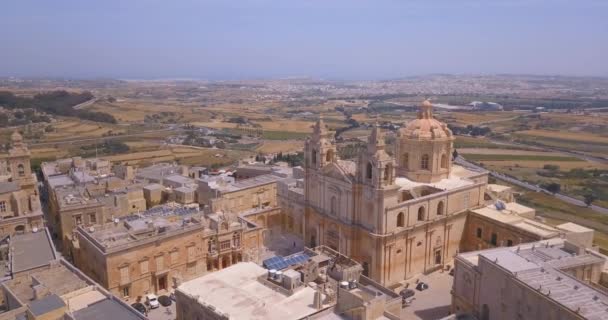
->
261;130;309;140
463;154;582;162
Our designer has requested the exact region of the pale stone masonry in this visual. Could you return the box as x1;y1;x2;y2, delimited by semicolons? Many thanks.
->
303;101;489;287
74;203;264;300
0;132;43;237
452;237;608;320
175;246;403;320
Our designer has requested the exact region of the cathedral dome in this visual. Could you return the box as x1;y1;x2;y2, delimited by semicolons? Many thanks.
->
399;100;452;140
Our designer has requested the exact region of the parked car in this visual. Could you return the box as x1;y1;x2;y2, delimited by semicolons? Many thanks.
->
415;282;429;291
399;288;415;299
158;295;172;307
131;303;146;314
146;294;160;309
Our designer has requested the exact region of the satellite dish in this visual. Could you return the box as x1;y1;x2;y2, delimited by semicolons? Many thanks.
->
89;227;95;233
32;227;38;233
114;218;119;223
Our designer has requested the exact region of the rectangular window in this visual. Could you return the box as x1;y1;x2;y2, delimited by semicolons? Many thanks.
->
119;266;129;284
139;260;149;274
491;233;498;246
89;213;97;224
122;286;130;298
220;240;231;250
187;261;196;274
463;193;470;209
171;250;179;264
0;201;6;212
75;215;82;225
187;246;196;261
156;255;164;271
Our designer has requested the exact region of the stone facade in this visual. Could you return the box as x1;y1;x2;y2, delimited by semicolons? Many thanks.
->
452;238;608;320
303;101;488;287
74;206;264;300
0;132;43;237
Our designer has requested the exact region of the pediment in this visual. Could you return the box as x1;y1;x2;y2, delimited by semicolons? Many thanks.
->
321;163;353;183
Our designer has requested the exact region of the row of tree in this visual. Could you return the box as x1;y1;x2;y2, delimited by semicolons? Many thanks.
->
0;90;117;124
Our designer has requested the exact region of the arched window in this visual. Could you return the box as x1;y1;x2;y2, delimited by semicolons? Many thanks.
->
491;233;498;246
421;154;429;170
396;212;404;227
402;153;409;168
417;207;425;221
366;162;373;180
326;149;334;163
441;154;448;169
330;196;337;215
311;149;317;165
383;164;391;181
437;201;444;215
17;164;25;177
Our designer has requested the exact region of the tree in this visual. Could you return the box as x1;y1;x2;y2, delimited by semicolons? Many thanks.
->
543;164;560;171
544;182;561;194
583;192;597;207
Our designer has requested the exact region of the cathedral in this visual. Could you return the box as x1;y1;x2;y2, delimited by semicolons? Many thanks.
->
304;100;489;287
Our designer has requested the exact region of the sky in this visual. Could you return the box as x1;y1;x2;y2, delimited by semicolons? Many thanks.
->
1;0;607;80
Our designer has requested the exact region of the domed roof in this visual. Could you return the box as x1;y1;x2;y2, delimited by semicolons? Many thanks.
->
399;100;453;140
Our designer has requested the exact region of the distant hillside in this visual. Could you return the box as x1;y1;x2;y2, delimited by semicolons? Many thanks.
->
0;90;117;124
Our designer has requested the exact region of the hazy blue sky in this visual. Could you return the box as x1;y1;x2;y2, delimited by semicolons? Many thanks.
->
1;0;607;79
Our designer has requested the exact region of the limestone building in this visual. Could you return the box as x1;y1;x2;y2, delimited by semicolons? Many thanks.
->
303;101;489;287
73;203;265;300
0;132;43;237
0;227;144;320
452;237;608;320
175;246;403;320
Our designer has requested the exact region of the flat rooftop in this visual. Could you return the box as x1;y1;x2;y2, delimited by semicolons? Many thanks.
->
10;230;56;273
72;297;145;320
395;164;480;192
177;262;323;320
204;173;284;193
469;239;608;320
6;262;88;303
135;163;182;181
80;205;211;251
472;203;558;238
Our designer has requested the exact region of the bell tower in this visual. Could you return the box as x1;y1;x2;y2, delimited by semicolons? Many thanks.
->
304;116;337;171
358;123;395;188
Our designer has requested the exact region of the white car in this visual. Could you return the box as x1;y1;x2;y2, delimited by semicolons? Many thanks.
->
146;294;160;309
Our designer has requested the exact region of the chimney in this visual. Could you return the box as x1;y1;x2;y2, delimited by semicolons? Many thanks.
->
313;290;323;309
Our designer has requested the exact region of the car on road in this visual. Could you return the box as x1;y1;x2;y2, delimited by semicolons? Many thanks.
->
415;282;429;291
146;294;160;309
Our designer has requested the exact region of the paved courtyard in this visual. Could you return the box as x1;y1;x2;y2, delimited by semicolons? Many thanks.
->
401;270;454;320
147;303;176;320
